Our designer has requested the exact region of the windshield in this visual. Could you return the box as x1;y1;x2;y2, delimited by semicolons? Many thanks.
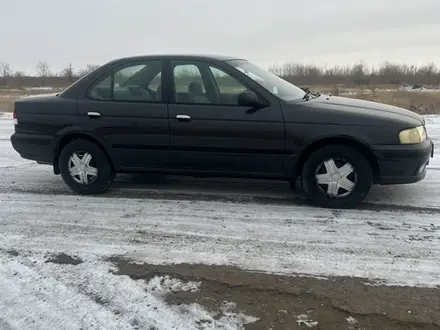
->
226;59;306;101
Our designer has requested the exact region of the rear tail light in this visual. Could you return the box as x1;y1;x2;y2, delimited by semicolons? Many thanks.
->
13;107;17;125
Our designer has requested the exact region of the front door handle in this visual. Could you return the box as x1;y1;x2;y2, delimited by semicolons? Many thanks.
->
176;114;191;122
88;112;100;118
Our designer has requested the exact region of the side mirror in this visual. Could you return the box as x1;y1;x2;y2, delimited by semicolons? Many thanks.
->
237;90;264;108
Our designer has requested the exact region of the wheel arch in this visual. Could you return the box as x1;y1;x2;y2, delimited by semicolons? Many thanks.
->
53;132;114;174
294;136;380;182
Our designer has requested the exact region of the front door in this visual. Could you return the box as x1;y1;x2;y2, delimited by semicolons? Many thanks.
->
77;60;170;170
167;60;285;175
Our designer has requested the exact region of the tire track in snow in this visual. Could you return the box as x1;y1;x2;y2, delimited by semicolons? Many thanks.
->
1;174;440;214
1;193;440;287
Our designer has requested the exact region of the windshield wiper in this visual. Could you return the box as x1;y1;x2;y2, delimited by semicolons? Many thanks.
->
301;87;320;101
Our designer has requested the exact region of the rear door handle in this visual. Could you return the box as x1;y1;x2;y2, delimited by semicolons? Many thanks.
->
88;112;100;118
176;114;191;122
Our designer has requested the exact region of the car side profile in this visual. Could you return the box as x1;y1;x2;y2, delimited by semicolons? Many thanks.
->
11;54;434;208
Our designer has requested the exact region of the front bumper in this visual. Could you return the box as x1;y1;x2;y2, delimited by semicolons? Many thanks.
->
372;138;434;185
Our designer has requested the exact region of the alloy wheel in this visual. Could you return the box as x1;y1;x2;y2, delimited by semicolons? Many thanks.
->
68;151;98;185
315;158;357;198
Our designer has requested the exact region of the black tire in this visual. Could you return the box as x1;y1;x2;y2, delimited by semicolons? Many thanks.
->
289;180;297;191
59;139;115;195
289;178;303;191
301;144;373;208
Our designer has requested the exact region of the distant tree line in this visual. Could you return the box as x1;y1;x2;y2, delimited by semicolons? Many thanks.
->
1;60;440;89
269;60;440;86
0;61;100;89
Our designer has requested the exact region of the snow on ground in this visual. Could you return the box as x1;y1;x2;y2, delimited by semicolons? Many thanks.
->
1;112;440;328
1;191;440;287
0;251;257;330
397;85;440;92
296;314;319;327
0;112;12;119
340;87;440;96
26;87;55;91
0;117;34;168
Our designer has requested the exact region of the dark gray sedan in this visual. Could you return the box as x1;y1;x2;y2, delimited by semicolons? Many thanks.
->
11;54;434;208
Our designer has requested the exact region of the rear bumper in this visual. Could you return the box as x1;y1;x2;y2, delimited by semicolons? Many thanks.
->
11;132;56;164
372;138;434;185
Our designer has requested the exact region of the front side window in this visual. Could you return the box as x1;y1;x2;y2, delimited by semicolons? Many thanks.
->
209;66;248;105
173;63;209;104
172;61;253;106
226;60;306;101
89;61;162;102
90;75;112;100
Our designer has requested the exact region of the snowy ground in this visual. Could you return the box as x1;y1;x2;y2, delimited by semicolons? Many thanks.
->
0;252;258;330
1;113;440;329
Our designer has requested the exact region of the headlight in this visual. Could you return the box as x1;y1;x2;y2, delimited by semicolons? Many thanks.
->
399;126;426;144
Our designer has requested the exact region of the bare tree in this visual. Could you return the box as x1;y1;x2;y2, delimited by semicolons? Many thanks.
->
268;60;440;86
14;71;25;88
0;62;12;77
36;61;50;86
1;59;439;90
78;64;100;77
60;63;74;82
86;64;99;72
419;62;437;77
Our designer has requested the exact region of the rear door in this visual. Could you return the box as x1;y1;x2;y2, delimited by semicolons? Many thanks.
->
77;60;170;170
167;60;285;175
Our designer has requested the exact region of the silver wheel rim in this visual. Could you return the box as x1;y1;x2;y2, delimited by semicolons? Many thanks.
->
315;158;357;198
68;151;98;185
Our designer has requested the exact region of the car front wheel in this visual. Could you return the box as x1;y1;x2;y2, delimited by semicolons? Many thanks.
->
59;139;115;194
301;144;373;208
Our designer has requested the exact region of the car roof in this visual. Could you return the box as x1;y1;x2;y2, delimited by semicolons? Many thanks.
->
107;54;246;64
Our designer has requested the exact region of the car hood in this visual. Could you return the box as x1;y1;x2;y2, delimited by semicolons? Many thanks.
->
302;95;424;124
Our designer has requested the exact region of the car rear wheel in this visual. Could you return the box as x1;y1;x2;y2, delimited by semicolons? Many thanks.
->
59;139;115;194
301;144;373;208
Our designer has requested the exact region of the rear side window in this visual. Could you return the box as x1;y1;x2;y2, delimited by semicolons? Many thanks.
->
89;61;162;102
114;64;146;87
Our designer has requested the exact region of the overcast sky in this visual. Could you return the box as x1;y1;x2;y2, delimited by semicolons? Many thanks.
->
2;0;440;74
